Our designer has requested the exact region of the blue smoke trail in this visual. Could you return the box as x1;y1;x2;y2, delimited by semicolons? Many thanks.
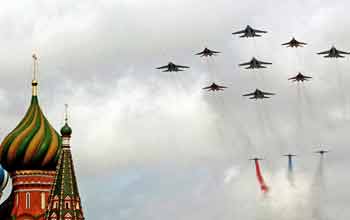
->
286;155;295;187
288;156;293;172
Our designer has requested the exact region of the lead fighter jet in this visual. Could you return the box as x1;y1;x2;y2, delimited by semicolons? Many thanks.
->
156;62;190;72
232;25;267;38
315;150;329;155
249;157;264;161
243;89;275;100
283;154;297;158
239;57;272;69
288;73;312;82
195;48;221;57
317;46;350;58
282;37;307;48
202;83;227;91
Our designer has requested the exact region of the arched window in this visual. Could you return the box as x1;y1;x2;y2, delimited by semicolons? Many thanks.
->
41;192;46;209
53;201;59;209
64;196;71;209
65;201;71;209
25;192;31;209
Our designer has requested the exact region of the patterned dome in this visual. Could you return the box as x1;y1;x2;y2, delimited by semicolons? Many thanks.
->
0;165;9;191
0;77;61;172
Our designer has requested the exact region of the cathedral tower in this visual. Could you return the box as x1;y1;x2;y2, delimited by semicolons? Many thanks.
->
0;55;62;220
45;105;85;220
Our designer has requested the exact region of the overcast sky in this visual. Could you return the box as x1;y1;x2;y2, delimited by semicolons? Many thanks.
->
1;0;350;219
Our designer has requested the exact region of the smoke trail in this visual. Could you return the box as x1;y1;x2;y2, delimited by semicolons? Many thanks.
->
335;60;348;119
287;156;295;187
254;160;269;193
259;101;285;154
288;156;293;172
296;83;304;148
311;155;327;220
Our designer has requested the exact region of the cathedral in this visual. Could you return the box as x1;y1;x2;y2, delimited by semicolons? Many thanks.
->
0;55;85;220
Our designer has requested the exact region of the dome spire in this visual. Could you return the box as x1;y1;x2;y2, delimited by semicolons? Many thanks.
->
61;104;72;140
64;103;69;123
32;53;38;96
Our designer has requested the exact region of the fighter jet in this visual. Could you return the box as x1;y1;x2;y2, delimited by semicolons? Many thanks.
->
317;46;350;58
156;62;190;72
283;154;297;158
202;83;227;91
232;25;267;38
282;37;307;48
243;89;275;100
249;157;264;161
315;150;329;155
239;57;272;69
288;73;312;82
195;48;221;57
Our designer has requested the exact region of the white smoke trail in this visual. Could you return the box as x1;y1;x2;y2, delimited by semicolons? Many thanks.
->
335;60;348;119
311;155;327;220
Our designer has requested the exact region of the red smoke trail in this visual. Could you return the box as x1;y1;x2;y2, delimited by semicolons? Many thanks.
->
255;160;269;193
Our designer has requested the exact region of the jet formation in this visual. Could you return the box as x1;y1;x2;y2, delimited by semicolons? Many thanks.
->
288;73;312;82
232;25;267;38
239;57;272;69
195;48;221;57
151;24;342;192
202;83;227;91
282;38;307;48
156;62;190;72
243;89;275;100
317;46;350;58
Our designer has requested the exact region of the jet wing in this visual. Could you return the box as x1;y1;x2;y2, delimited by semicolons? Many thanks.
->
156;65;169;69
288;76;297;80
176;65;190;68
218;85;227;89
212;50;221;54
304;75;312;79
253;29;267;33
262;92;275;95
281;41;291;46
337;50;350;54
247;65;266;69
232;30;245;35
317;50;330;55
239;61;252;66
243;92;255;96
259;61;272;65
202;86;211;90
195;51;204;55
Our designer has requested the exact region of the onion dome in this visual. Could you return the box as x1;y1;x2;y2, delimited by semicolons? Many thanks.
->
0;55;61;172
0;165;9;192
60;123;72;137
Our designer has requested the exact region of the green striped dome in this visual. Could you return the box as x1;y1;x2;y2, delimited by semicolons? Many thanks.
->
0;95;61;172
